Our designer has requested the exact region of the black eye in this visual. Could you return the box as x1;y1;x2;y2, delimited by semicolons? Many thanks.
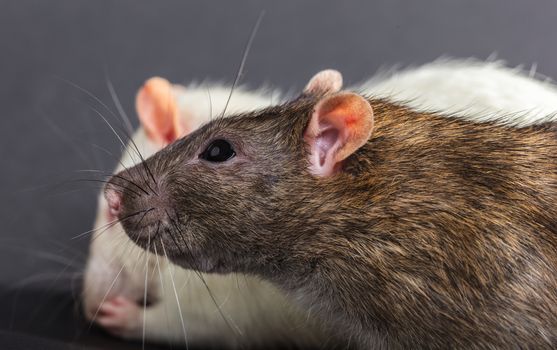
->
200;139;236;162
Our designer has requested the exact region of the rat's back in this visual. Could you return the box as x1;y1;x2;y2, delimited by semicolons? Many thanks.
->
316;100;557;348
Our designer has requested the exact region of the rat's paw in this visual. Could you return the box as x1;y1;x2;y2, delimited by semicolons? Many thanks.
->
96;296;144;340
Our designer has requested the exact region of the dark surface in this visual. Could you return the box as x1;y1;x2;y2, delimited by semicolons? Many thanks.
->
1;0;557;348
0;286;174;350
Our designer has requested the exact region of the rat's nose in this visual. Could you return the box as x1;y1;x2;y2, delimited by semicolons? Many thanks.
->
105;186;122;219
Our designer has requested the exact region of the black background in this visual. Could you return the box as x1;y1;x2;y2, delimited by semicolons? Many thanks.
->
1;0;557;348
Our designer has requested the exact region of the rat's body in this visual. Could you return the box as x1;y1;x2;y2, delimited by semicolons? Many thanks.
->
275;102;557;348
85;59;557;348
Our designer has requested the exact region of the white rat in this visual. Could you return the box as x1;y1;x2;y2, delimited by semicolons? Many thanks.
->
82;59;557;348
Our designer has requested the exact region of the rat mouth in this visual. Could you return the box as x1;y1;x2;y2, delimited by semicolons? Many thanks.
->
128;222;163;247
120;205;181;244
121;213;222;273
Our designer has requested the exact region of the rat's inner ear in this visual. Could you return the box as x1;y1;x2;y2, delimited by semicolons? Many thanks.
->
136;77;186;146
303;69;343;96
303;92;374;177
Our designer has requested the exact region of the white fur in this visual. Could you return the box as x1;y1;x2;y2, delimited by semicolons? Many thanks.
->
360;58;557;126
83;59;557;347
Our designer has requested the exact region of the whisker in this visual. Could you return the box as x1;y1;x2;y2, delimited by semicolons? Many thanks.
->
57;75;158;197
206;87;213;121
88;104;139;165
86;103;156;196
71;178;141;197
70;217;123;241
104;70;134;135
56;75;137;154
160;237;189;350
40;112;99;170
104;67;154;172
8;272;81;290
16;172;112;196
59;78;145;175
105;77;157;189
106;78;159;192
55;76;128;132
89;143;154;196
165;211;242;338
71;208;150;240
0;242;83;268
21;259;79;326
142;230;151;350
87;264;127;330
127;135;159;195
152;225;176;349
130;223;150;276
134;208;156;231
74;170;150;196
55;76;153;181
220;11;265;119
89;142;134;174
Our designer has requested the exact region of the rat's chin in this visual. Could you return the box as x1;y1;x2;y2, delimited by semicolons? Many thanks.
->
163;249;227;274
123;221;228;274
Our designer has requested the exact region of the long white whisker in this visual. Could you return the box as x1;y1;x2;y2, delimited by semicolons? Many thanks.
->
220;11;265;119
55;76;146;169
71;216;122;240
206;87;213;120
0;244;82;269
72;208;149;240
88;104;137;162
40;112;99;170
89;143;139;179
130;234;147;276
57;75;139;159
8;272;81;290
105;72;134;134
86;102;157;195
142;232;151;350
166;213;243;337
88;263;126;329
55;76;122;127
152;227;175;349
160;238;189;350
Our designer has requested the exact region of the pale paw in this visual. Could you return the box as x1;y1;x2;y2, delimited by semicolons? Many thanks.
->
96;296;144;340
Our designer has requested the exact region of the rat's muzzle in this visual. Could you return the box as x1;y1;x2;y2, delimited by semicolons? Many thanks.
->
104;171;171;245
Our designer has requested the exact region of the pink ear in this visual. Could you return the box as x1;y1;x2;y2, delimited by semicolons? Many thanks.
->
135;77;186;146
304;69;343;96
304;93;374;177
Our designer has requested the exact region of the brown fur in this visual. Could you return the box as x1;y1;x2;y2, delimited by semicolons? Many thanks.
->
109;94;557;349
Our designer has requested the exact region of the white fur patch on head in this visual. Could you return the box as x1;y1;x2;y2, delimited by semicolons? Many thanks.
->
304;69;343;96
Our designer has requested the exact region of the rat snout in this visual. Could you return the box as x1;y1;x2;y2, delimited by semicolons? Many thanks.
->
104;170;173;244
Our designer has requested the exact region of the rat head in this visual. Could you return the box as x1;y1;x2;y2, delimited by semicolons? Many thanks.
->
84;76;236;317
105;70;374;276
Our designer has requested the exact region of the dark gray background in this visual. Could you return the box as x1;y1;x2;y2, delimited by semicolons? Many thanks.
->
1;0;557;348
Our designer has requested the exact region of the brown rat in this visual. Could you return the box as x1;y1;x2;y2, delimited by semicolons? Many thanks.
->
83;77;331;348
106;70;557;349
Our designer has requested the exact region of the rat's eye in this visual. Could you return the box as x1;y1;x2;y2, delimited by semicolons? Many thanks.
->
200;139;236;162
